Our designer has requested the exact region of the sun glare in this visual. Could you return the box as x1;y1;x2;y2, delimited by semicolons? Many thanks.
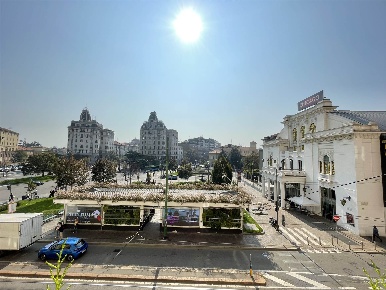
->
173;7;203;43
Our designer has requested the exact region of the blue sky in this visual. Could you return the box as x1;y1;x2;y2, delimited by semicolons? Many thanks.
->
1;0;385;148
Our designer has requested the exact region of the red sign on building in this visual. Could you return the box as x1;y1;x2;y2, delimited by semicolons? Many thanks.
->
333;215;340;222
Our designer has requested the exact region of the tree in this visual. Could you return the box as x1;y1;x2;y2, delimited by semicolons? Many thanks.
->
11;150;28;163
168;158;178;172
91;158;116;183
212;152;232;184
124;151;147;184
243;151;260;180
178;159;193;180
228;147;243;171
23;152;58;176
53;156;89;189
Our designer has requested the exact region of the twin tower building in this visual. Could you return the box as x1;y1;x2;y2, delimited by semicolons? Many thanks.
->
67;109;182;163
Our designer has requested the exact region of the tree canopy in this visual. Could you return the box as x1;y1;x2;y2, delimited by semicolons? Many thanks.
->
178;159;193;180
212;152;233;184
53;156;89;189
91;158;117;183
228;147;243;171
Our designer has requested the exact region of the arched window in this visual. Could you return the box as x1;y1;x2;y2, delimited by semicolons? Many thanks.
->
310;123;316;133
301;126;305;138
292;128;297;141
323;155;330;174
290;159;293;170
281;159;285;169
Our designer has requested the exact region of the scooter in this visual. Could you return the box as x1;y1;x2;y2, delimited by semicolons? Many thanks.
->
269;217;279;231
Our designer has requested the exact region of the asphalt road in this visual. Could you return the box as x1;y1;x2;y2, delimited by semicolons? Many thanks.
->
0;172;57;204
1;241;382;289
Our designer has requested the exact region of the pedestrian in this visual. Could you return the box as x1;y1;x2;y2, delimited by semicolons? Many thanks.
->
73;217;79;233
9;193;14;202
373;226;382;242
56;222;64;239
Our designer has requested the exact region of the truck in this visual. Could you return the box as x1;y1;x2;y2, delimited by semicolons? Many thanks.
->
0;213;43;250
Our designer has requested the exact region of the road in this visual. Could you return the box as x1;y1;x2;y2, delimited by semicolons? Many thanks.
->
0;242;381;289
0;171;57;204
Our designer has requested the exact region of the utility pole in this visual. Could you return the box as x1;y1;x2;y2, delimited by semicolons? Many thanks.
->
163;136;169;240
275;167;279;230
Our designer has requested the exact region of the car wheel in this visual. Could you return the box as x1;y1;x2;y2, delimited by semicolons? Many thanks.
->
67;254;74;262
39;254;47;261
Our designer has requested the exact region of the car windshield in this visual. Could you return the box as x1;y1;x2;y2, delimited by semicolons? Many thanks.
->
75;239;85;247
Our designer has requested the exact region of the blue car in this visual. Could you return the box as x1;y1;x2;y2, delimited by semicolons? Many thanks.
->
38;237;88;261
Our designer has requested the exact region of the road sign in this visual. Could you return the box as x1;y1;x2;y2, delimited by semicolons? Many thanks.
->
333;215;340;222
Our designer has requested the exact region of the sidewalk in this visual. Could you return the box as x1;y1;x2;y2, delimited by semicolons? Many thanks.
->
242;180;386;254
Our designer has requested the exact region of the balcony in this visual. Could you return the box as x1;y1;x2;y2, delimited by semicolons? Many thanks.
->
318;173;335;183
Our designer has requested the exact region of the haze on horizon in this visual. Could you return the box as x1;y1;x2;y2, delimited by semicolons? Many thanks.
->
1;0;385;148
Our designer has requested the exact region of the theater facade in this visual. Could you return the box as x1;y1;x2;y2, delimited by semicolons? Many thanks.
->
260;93;386;237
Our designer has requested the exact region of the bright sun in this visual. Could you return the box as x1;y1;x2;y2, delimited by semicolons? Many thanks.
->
173;7;203;43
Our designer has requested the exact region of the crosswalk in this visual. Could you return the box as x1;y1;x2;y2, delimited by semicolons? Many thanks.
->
262;271;358;289
280;227;341;253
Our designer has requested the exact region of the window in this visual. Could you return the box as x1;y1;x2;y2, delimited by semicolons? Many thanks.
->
300;126;305;138
331;161;335;175
292;128;297;142
301;144;304;151
281;159;285;169
309;123;316;133
323;155;330;174
319;161;323;173
289;159;293;170
298;160;303;171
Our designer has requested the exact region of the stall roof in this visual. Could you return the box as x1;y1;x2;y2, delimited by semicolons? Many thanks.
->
288;196;320;207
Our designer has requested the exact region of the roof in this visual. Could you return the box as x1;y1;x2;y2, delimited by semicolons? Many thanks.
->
330;111;386;131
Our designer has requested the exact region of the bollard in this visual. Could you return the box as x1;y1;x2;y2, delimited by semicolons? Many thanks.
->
336;237;339;244
349;242;351;250
249;254;253;277
307;236;309;245
319;237;321;246
361;242;364;250
332;237;334;245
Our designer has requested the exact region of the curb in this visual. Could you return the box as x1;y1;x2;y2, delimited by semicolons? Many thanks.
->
0;270;267;286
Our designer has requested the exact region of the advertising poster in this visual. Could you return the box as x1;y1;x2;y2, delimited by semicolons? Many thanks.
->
164;208;200;226
66;206;102;224
346;212;355;226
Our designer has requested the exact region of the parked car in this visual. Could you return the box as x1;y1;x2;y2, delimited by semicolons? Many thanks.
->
38;237;88;261
33;181;44;186
168;175;178;180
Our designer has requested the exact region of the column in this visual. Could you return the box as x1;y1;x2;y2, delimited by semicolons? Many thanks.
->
274;179;278;202
262;176;266;198
280;182;286;208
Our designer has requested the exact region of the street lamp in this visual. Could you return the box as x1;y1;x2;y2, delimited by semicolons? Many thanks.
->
163;136;169;240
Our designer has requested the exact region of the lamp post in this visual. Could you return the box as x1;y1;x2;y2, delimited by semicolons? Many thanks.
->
163;136;169;240
275;167;279;230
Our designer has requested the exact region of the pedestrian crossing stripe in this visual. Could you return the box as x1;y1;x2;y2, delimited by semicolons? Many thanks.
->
263;273;295;287
287;272;330;289
281;227;330;247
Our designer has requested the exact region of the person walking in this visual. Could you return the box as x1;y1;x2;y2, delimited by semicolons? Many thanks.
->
73;217;79;233
56;222;64;239
373;226;382;242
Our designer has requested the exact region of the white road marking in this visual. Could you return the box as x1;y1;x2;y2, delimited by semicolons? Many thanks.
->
286;228;309;244
263;273;295;287
302;228;328;246
287;272;330;289
280;227;301;245
293;228;319;246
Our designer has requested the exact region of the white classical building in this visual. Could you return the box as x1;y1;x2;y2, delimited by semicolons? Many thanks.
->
260;96;386;237
67;108;115;163
140;112;183;163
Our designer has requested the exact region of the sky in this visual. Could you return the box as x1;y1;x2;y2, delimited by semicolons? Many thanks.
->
1;0;386;148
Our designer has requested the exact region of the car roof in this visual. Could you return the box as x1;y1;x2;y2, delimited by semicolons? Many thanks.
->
58;237;82;245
